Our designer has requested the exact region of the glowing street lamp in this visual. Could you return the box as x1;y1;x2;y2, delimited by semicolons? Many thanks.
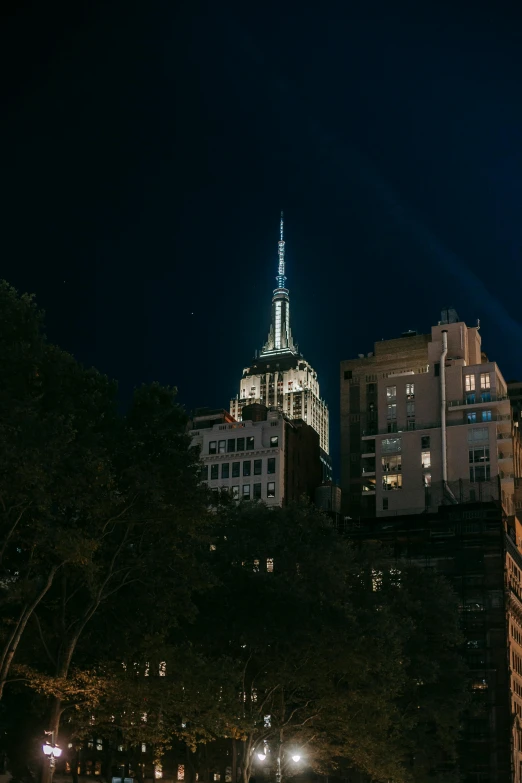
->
257;753;266;761
42;732;62;781
291;755;301;763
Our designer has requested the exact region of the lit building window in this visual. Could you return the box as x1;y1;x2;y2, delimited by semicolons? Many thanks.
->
159;661;167;676
95;762;102;776
406;383;414;399
423;472;431;487
382;454;401;473
467;412;477;423
465;374;476;392
382;474;402;491
386;386;396;400
242;484;251;499
218;440;226;453
270;435;279;447
267;558;274;572
96;738;103;751
482;410;492;422
178;765;185;781
214;775;221;781
209;441;217;454
155;765;163;779
421;450;431;469
142;742;147;753
267;482;276;498
480;373;491;390
253;559;260;572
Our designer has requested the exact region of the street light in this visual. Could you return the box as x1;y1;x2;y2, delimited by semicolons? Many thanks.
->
42;732;62;781
257;753;266;761
291;755;301;763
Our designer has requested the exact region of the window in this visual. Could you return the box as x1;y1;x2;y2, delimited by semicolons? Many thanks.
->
434;362;440;377
406;401;415;417
382;474;402;491
421;450;431;468
467;412;477;423
96;738;103;751
253;483;262;499
242;484;251;499
482;410;492;422
267;482;276;498
367;382;376;393
246;436;254;450
468;427;489;443
243;461;251;477
469;447;490;463
421;435;430;449
267;558;274;572
142;743;147;753
466;392;476;404
210;465;219;480
221;463;229;479
270;435;279;447
406;383;415;399
387;404;397;420
387;421;398;433
465;374;476;392
382;498;389;510
344;370;352;380
481;391;491;402
423;472;431;487
232;462;240;478
382;454;401;472
386;386;396;400
382;437;401;452
470;465;491;482
227;438;235;452
218;440;226;453
267;458;276;474
209;441;217;454
178;766;185;781
237;437;245;451
407;420;416;430
480;373;491;389
231;486;239;499
201;465;208;481
254;459;262;475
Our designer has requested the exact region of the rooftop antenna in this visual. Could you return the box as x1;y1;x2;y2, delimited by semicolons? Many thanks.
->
276;211;286;289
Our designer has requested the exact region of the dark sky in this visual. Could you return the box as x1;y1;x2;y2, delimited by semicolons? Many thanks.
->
3;0;522;475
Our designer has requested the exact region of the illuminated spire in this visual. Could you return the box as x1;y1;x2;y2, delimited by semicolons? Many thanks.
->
276;211;286;290
260;211;296;356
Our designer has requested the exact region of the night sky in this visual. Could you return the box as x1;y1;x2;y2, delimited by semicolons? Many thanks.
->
3;0;522;475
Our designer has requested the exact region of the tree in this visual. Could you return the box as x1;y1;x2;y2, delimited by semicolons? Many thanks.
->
182;501;468;783
0;281;118;700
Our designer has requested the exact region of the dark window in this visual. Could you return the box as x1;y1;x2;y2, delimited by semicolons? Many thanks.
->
210;465;219;480
227;438;235;452
209;441;217;454
246;436;254;450
237;437;245;451
382;498;389;511
243;461;251;477
218;440;226;453
367;383;377;393
421;436;430;449
232;462;240;478
221;463;229;479
344;370;352;380
242;484;250;500
254;459;262;475
387;422;398;433
434;363;440;377
253;483;262;499
267;458;276;474
267;482;276;498
201;465;208;481
270;436;279;447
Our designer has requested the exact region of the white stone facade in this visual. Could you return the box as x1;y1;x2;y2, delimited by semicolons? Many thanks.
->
191;411;286;507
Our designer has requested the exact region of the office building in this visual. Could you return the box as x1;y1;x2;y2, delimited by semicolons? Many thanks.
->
340;309;520;518
190;404;322;507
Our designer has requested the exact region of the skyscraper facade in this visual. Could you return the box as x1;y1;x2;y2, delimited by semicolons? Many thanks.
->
230;214;329;456
340;309;521;518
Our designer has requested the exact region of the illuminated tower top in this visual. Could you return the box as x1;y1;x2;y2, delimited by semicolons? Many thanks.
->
261;212;297;357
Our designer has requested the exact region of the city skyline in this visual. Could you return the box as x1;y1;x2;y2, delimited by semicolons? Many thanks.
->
4;1;522;478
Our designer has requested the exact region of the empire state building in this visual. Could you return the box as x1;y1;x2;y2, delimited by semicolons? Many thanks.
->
230;214;329;455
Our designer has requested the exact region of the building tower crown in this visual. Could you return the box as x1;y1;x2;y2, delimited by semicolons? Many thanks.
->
261;212;296;357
